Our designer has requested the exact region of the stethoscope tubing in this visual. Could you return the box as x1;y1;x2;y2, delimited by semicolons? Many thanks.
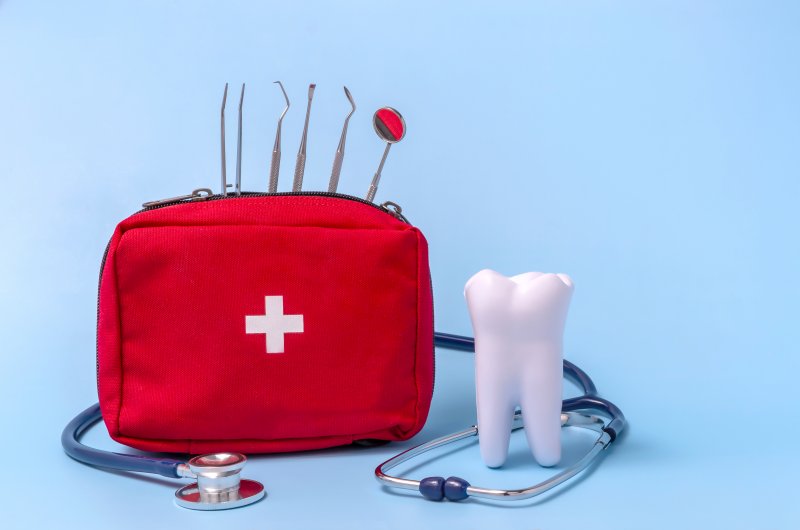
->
61;403;184;478
371;332;626;502
374;411;612;501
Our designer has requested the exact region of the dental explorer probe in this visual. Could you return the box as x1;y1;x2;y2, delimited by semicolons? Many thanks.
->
328;86;356;193
220;83;228;196
235;83;245;196
292;84;316;192
269;81;290;193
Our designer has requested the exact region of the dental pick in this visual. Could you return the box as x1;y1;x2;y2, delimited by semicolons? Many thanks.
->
269;81;290;193
292;83;316;192
220;83;229;196
328;86;356;193
235;83;245;196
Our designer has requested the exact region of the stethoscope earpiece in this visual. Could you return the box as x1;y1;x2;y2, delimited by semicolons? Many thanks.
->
174;453;265;511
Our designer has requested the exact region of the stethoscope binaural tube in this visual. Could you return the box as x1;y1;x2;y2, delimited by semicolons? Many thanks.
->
374;411;613;501
371;332;627;502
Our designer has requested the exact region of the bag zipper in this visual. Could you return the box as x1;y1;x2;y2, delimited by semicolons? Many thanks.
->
140;188;410;223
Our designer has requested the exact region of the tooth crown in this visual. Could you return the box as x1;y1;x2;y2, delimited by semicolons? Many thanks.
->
465;269;574;468
465;270;573;339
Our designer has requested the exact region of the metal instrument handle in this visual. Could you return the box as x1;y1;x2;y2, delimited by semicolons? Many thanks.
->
366;181;379;203
329;151;344;193
293;152;306;192
269;150;280;193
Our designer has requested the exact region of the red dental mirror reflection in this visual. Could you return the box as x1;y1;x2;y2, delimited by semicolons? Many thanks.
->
373;107;406;143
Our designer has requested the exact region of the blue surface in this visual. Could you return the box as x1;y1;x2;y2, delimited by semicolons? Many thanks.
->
1;1;798;528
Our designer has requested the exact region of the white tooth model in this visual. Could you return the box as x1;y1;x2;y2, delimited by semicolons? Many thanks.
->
464;270;574;468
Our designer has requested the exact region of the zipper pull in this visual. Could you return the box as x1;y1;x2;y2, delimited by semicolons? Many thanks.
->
142;188;213;208
380;201;409;223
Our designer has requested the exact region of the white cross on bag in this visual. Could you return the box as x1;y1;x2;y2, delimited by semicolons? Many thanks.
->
245;296;304;353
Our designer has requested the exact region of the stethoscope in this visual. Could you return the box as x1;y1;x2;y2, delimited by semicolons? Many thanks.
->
62;332;625;510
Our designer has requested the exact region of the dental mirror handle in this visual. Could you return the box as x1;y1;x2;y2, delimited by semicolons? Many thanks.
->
366;143;391;202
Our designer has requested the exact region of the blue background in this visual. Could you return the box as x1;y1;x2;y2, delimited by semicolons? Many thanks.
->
1;1;798;528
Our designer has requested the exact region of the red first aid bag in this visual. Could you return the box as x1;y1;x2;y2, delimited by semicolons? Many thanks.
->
96;192;434;454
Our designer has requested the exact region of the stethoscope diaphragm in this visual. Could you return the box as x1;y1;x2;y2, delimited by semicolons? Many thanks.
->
173;453;266;511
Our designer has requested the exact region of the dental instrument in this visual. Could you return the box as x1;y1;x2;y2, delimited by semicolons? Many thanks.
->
235;83;245;196
366;107;405;202
328;86;356;193
269;81;290;193
220;83;228;196
293;83;316;192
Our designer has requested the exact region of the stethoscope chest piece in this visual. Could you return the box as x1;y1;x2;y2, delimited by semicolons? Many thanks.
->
174;453;265;511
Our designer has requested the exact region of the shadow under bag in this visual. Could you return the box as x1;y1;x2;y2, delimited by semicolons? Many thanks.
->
96;192;434;454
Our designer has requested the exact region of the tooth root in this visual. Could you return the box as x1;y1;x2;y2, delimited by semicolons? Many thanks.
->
521;353;563;467
475;357;517;468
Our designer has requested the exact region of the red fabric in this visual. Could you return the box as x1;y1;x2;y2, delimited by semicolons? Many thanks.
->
97;195;434;454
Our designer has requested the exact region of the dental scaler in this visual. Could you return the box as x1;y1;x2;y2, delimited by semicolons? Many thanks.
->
268;81;290;193
328;86;356;193
293;83;316;192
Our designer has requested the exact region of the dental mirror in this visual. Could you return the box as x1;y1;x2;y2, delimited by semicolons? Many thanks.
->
366;107;406;202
